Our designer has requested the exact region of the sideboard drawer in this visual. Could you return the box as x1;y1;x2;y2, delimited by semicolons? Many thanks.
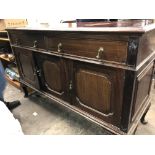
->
47;36;128;63
9;31;45;49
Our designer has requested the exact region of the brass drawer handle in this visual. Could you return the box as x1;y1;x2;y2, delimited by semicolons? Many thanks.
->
96;47;104;59
33;40;38;48
57;43;62;53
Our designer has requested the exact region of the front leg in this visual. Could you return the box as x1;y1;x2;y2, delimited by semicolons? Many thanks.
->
140;103;151;124
21;85;29;97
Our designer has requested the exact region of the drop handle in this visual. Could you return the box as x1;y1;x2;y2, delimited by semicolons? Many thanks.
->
33;40;38;48
96;47;104;59
57;43;62;53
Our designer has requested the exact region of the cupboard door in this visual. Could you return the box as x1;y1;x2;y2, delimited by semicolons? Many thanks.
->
72;62;125;126
13;47;40;89
34;53;68;100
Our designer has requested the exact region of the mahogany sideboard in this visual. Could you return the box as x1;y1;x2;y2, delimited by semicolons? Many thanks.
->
7;20;155;134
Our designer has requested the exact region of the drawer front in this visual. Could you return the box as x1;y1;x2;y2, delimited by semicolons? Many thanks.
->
46;35;128;63
9;30;45;49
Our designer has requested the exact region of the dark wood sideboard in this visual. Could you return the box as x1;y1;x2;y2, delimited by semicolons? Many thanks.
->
7;20;155;134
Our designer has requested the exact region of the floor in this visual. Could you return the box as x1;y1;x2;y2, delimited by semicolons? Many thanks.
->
3;81;155;135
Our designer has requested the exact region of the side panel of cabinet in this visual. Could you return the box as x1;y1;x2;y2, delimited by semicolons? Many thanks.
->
72;62;125;127
131;62;154;122
34;53;69;101
12;47;40;89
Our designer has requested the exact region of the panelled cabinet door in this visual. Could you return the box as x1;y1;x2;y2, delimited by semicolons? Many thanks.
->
72;62;125;127
34;53;68;100
13;47;40;89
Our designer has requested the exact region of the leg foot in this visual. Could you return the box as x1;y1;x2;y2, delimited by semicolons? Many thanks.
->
140;103;151;125
22;85;29;97
141;115;148;124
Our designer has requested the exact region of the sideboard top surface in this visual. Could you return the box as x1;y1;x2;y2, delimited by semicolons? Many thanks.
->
6;20;155;33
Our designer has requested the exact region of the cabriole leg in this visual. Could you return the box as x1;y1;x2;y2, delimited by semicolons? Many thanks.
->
140;103;151;125
22;85;29;98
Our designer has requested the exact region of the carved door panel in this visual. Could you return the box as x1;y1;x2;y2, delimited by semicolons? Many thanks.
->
34;53;68;100
13;47;40;89
72;62;125;126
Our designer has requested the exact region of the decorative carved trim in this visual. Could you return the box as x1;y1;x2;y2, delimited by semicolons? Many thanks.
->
11;45;136;71
76;97;113;117
45;83;64;96
127;38;139;66
128;40;138;52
